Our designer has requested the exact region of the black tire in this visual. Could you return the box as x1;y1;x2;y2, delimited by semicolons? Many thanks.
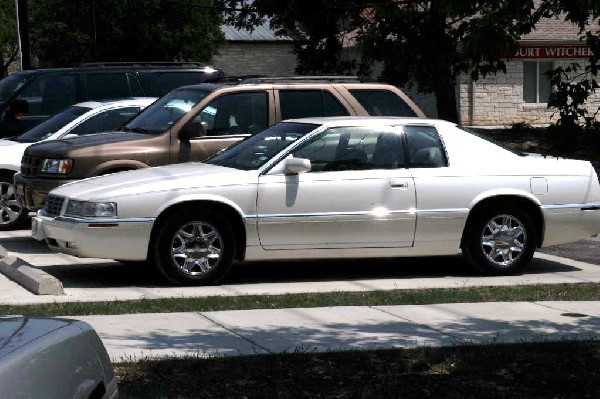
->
152;207;235;285
0;174;29;231
462;206;536;275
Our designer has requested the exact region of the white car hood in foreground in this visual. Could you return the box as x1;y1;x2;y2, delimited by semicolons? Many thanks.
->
0;142;32;170
51;162;257;201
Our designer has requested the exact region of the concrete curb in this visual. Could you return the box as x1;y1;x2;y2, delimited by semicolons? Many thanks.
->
0;245;64;295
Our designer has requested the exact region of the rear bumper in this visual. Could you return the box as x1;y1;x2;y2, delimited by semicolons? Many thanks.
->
542;203;600;246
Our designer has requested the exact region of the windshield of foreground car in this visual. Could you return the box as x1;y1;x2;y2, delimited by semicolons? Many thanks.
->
14;105;89;143
0;72;35;103
207;122;319;170
121;88;210;135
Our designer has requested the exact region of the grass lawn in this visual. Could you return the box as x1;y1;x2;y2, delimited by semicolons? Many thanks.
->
116;340;599;398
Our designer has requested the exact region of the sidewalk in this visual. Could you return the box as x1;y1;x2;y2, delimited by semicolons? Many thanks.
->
72;301;599;362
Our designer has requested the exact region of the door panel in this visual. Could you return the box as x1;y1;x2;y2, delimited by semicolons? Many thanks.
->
257;169;416;249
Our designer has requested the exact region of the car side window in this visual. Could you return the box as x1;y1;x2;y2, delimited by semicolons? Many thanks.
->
192;92;268;136
293;126;405;172
139;72;211;96
349;89;417;117
404;125;447;167
280;90;349;120
69;107;141;136
85;73;132;100
17;75;77;116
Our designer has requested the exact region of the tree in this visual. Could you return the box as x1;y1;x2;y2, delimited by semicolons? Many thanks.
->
0;0;19;76
28;0;225;66
542;0;600;131
222;1;545;123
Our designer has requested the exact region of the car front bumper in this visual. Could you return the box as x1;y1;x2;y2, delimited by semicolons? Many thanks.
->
33;213;155;261
14;173;77;211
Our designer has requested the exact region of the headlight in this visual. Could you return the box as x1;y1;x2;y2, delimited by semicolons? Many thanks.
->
65;200;117;218
40;158;73;174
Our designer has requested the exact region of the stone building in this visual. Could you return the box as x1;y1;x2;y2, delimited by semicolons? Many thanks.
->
212;23;298;77
453;17;600;127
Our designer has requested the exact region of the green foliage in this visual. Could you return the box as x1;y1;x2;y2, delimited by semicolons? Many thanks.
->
0;0;18;75
28;0;224;66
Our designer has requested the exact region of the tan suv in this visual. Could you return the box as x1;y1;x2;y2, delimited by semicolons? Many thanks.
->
15;77;425;211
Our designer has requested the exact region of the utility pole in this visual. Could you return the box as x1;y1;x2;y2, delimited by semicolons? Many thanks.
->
16;0;31;70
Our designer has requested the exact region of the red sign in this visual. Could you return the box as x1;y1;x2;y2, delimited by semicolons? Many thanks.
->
512;45;594;59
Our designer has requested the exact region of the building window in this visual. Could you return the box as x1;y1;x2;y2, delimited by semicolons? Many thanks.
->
523;61;553;103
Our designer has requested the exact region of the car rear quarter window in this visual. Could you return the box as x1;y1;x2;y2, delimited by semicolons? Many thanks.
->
349;89;417;117
280;90;349;120
404;125;447;167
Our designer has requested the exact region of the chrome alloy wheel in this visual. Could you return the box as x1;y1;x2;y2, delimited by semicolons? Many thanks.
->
480;214;526;267
0;181;23;226
170;221;224;276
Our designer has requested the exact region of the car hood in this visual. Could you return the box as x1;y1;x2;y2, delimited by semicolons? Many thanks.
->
51;162;257;201
0;142;31;168
0;316;75;359
0;139;19;147
24;131;148;157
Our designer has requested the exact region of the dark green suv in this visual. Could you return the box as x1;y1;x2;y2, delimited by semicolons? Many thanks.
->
0;62;224;138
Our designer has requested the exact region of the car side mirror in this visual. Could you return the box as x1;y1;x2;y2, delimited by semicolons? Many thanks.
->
179;121;207;141
282;157;311;174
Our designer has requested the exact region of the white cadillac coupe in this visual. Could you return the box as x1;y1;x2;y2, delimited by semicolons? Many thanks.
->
33;117;600;285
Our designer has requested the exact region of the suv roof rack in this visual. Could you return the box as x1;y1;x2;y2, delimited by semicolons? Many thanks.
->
239;76;364;84
78;61;209;68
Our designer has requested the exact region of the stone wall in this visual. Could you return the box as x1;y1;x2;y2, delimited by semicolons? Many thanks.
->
212;42;297;77
456;60;600;127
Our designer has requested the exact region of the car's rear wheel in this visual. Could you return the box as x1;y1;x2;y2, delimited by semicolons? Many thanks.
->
153;207;235;285
0;174;29;231
462;207;536;275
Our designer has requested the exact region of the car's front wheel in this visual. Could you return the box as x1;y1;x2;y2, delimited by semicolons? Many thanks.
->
462;207;536;275
153;207;235;285
0;174;29;231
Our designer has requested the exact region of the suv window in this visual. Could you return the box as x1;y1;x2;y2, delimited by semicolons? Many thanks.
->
85;73;134;100
138;71;213;96
280;90;349;119
69;106;142;136
405;125;447;167
17;75;77;116
349;89;417;117
192;91;268;136
293;126;405;172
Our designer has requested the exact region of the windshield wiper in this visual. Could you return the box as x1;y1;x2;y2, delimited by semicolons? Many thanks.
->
120;126;151;134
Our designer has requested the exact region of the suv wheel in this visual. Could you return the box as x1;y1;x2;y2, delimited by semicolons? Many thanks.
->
0;174;29;230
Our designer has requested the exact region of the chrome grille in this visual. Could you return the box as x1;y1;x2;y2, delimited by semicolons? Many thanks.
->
43;195;65;217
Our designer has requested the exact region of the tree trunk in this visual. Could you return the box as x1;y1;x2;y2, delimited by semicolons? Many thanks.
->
434;79;459;123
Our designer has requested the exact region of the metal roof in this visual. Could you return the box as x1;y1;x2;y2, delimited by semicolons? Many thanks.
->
222;22;293;42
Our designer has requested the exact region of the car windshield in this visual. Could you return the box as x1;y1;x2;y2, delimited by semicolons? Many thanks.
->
121;88;210;135
207;122;319;170
0;72;35;103
14;105;89;143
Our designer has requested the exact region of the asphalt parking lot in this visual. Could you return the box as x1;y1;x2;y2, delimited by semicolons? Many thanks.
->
1;227;599;305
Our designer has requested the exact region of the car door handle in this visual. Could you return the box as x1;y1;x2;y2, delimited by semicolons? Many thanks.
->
390;180;409;190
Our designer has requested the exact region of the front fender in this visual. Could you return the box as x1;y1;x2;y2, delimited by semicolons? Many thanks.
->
89;160;149;176
156;193;247;221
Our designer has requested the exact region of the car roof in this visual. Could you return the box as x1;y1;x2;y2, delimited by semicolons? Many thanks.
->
72;97;157;110
174;80;405;92
283;116;455;128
